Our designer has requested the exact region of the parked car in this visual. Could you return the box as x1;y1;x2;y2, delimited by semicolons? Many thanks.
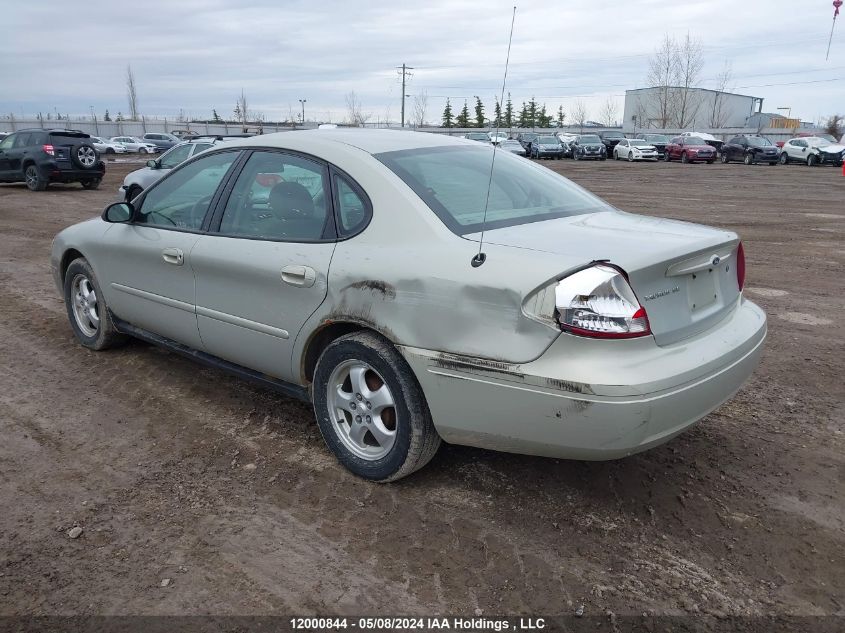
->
613;139;659;161
464;132;491;143
664;136;716;163
680;131;724;153
142;132;180;152
570;134;607;160
598;130;625;155
641;133;670;158
50;129;765;481
90;136;127;155
779;137;845;166
516;132;539;152
109;136;159;154
488;131;508;145
556;133;578;157
0;132;8;142
530;135;564;159
721;135;779;165
0;128;105;191
120;139;218;201
499;139;526;156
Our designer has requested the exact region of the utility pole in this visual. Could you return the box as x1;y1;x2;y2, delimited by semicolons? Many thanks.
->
299;99;307;126
397;63;413;128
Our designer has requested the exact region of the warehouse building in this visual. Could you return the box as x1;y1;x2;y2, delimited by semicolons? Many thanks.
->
623;87;764;131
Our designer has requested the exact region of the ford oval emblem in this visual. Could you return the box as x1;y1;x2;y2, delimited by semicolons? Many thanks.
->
712;255;721;266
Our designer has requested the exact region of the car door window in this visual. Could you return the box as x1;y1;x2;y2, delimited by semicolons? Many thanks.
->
13;133;32;148
334;173;371;236
218;150;330;241
159;144;193;169
0;135;14;150
136;150;238;231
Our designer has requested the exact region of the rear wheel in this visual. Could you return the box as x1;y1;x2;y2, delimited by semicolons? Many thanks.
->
81;178;101;190
313;331;441;482
24;165;47;191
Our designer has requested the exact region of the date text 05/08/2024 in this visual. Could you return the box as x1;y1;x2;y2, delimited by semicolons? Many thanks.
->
289;617;547;630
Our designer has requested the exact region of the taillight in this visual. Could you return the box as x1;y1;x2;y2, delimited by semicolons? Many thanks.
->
42;144;55;156
554;264;651;339
736;242;746;291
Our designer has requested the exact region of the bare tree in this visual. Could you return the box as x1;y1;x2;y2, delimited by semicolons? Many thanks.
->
126;65;139;121
708;61;733;128
599;97;619;127
645;35;678;128
345;91;371;127
672;33;704;128
412;91;428;128
234;90;250;131
569;99;588;132
824;114;843;140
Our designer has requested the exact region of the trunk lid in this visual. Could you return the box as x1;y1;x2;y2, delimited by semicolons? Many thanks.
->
468;211;741;346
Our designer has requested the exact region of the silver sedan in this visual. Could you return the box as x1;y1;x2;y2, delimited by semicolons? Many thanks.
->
50;130;766;481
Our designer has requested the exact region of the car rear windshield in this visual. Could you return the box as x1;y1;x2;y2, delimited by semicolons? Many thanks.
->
375;145;610;235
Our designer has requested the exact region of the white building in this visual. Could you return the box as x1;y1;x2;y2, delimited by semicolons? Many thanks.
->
623;87;764;132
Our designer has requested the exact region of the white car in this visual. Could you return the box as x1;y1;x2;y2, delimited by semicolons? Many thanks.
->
779;137;845;166
488;131;508;145
109;136;158;154
614;139;659;161
90;137;127;155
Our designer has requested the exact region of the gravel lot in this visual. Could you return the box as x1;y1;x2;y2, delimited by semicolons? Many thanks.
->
0;155;842;623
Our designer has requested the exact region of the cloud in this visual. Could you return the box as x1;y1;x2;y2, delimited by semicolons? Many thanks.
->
0;0;842;123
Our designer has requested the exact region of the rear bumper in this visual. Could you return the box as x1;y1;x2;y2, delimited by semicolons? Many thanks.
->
399;298;766;460
43;162;105;182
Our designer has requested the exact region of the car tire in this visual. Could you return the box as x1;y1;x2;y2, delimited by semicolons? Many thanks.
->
71;143;99;170
139;148;147;154
574;152;581;161
768;161;777;166
627;152;634;162
125;184;143;202
744;153;754;166
779;153;789;165
721;153;730;164
313;331;441;482
807;154;817;167
81;178;101;190
63;258;127;351
664;152;671;162
105;148;115;154
24;164;48;191
707;160;715;164
681;152;689;164
613;151;618;160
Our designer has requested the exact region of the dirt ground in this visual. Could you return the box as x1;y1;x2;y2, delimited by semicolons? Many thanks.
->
0;154;842;623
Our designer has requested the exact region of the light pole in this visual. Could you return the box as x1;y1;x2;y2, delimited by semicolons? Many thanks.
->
299;99;307;126
90;105;99;135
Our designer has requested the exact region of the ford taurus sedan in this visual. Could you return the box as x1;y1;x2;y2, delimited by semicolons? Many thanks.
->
51;130;766;481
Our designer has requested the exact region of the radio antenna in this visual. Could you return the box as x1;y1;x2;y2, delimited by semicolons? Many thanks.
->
472;5;517;268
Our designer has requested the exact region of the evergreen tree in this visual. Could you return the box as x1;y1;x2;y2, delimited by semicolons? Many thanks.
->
104;109;111;121
557;105;565;127
517;102;529;127
233;102;242;123
493;98;502;128
538;104;551;128
473;96;485;128
504;93;514;128
441;99;454;128
116;112;123;122
456;101;470;127
212;108;222;123
528;97;538;128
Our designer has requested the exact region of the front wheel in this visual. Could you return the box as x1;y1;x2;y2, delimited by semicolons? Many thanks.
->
807;154;818;167
63;258;127;351
721;153;730;164
664;152;671;162
313;332;441;482
139;147;147;154
744;153;754;166
779;153;789;165
627;152;634;162
681;152;689;164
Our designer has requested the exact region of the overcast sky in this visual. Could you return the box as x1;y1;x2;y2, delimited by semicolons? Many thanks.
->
1;0;843;125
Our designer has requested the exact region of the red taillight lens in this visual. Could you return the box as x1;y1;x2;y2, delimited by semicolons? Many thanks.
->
736;242;746;291
42;144;55;156
555;264;651;339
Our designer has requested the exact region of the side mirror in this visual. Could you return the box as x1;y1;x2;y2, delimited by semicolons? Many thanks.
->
146;159;159;169
103;202;134;223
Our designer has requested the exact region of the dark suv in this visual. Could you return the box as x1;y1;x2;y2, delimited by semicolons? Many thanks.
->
598;130;625;154
0;128;105;191
721;135;779;166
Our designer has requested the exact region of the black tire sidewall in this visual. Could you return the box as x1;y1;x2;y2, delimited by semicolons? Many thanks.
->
313;337;415;481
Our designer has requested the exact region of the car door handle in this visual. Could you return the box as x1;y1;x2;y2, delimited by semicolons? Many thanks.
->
281;265;317;288
162;247;184;266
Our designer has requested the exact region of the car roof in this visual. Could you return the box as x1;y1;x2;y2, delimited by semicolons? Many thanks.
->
219;129;479;156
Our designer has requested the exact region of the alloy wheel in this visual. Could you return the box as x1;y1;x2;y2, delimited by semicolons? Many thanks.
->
327;360;397;461
71;274;100;337
77;146;96;168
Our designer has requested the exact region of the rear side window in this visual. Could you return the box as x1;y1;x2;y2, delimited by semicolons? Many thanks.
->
13;133;32;148
376;145;610;235
192;143;213;154
49;133;87;145
333;173;371;236
0;135;14;150
159;144;193;169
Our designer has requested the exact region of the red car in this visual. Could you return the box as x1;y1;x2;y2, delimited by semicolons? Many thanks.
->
663;136;717;164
